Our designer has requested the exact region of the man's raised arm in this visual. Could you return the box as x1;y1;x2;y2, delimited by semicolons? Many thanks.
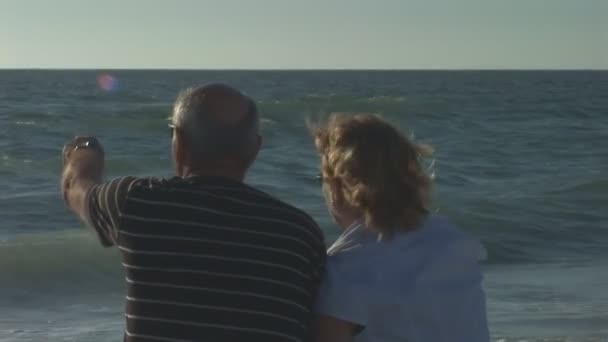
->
61;136;136;247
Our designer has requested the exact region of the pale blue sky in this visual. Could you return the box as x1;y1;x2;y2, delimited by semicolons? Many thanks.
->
1;0;606;69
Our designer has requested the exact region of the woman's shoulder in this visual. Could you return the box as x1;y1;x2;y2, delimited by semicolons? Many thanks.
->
326;215;486;264
416;215;487;262
375;215;487;268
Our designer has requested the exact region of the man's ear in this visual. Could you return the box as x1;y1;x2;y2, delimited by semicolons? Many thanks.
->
250;135;263;166
173;128;189;175
240;135;262;171
255;135;262;156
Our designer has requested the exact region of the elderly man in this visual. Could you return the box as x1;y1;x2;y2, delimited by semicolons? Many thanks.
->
61;84;326;342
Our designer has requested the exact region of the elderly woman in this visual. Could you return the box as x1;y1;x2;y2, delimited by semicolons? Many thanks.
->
311;114;489;342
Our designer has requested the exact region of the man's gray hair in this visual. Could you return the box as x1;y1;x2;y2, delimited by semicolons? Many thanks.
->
170;86;259;159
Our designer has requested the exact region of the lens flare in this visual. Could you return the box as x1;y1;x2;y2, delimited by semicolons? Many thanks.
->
97;73;118;92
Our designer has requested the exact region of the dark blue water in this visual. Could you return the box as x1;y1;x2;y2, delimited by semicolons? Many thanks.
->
1;70;607;341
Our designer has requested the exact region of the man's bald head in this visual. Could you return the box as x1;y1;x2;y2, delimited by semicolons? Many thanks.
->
171;84;259;162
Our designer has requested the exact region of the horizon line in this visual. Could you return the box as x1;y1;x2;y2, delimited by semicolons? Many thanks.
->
0;67;606;72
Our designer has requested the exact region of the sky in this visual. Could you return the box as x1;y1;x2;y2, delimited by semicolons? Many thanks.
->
1;0;606;69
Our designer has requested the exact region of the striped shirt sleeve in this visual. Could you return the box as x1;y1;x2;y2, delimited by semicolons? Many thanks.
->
84;176;139;247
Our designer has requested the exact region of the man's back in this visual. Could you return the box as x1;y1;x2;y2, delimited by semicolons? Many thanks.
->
86;175;326;342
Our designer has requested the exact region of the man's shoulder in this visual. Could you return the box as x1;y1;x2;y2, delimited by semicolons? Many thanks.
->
97;176;183;203
126;176;321;230
230;183;325;246
121;176;186;194
243;185;322;230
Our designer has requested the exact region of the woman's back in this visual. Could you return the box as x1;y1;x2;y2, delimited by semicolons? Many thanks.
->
318;215;489;342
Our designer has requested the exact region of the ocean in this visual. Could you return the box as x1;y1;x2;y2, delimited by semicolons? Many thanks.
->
0;70;606;341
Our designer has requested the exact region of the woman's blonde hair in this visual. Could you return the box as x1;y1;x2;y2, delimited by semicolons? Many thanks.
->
310;114;433;236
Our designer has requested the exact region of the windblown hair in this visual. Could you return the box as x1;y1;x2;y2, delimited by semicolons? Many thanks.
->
310;114;433;236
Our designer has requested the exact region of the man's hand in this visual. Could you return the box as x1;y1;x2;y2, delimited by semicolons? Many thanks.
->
61;136;105;222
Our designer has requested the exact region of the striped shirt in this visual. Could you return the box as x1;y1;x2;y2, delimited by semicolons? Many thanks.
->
85;175;326;342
